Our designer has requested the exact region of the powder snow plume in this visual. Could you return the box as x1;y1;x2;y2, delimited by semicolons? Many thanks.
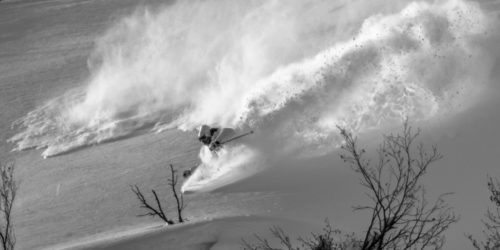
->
9;0;498;159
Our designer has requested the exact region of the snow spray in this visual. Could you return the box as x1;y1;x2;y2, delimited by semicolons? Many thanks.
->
10;0;498;163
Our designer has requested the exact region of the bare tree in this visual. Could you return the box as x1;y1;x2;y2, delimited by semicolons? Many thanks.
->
0;161;16;250
131;164;186;225
467;176;500;250
338;121;458;249
242;122;456;250
168;164;185;223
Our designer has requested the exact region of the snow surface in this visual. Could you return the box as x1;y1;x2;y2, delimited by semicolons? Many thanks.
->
1;0;500;249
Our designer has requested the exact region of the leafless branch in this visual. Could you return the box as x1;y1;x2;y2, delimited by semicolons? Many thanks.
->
338;120;458;250
467;176;500;249
168;164;185;223
131;164;186;225
0;161;16;250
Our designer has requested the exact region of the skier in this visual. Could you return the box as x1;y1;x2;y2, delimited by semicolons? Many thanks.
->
197;125;218;146
197;125;236;152
185;125;254;179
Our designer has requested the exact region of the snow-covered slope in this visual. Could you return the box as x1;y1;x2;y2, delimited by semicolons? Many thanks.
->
1;0;500;249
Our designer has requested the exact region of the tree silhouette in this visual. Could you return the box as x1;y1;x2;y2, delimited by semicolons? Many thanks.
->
338;121;458;249
467;176;500;249
131;164;186;225
0;161;16;250
242;122;458;250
